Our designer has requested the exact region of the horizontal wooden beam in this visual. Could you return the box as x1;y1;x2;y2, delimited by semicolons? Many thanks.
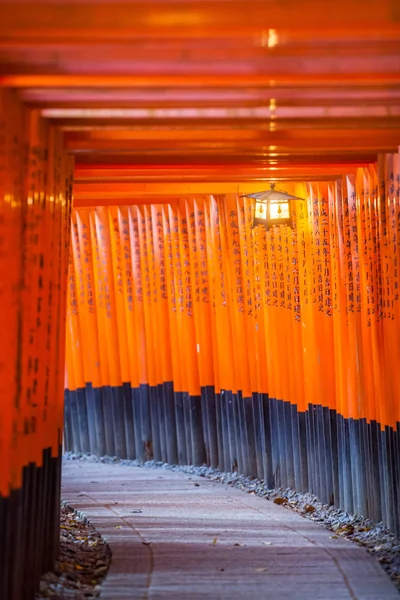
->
3;54;400;78
72;180;336;207
73;155;377;173
4;73;400;88
1;2;400;38
74;166;357;181
2;38;399;55
21;86;400;109
72;167;354;186
63;128;400;155
47;116;400;133
74;156;375;172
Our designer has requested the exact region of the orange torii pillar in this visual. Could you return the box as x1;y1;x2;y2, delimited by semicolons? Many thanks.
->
0;89;74;600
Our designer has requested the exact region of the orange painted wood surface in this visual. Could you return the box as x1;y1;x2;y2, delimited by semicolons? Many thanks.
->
66;155;400;438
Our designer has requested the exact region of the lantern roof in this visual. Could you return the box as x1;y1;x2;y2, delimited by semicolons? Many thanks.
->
242;183;304;202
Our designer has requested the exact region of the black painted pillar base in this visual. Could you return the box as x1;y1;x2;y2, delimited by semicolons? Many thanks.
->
0;448;62;600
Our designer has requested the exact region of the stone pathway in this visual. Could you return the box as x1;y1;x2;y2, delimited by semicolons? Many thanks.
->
62;460;399;600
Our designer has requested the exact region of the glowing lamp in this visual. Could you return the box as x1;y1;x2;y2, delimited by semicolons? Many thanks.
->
243;184;303;230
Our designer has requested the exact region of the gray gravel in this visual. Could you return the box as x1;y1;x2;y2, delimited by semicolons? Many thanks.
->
64;451;400;592
36;504;111;600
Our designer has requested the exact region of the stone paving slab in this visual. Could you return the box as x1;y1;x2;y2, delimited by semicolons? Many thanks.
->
61;460;399;600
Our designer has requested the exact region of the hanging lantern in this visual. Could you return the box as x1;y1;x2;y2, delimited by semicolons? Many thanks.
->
243;183;304;230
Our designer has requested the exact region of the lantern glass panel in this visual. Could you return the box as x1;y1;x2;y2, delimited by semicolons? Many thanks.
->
269;201;290;220
255;200;268;220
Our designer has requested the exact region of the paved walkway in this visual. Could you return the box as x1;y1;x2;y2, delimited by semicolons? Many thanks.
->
62;460;398;599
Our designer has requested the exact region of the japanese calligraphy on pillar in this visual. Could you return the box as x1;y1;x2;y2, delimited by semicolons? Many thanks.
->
129;207;143;303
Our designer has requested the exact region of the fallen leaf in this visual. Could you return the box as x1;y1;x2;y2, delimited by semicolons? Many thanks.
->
233;543;244;547
115;526;122;530
336;524;354;535
304;504;316;514
273;497;286;506
212;537;218;545
256;568;268;572
262;541;272;546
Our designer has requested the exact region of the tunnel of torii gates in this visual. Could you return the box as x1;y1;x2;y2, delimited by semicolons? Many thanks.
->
2;1;400;598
